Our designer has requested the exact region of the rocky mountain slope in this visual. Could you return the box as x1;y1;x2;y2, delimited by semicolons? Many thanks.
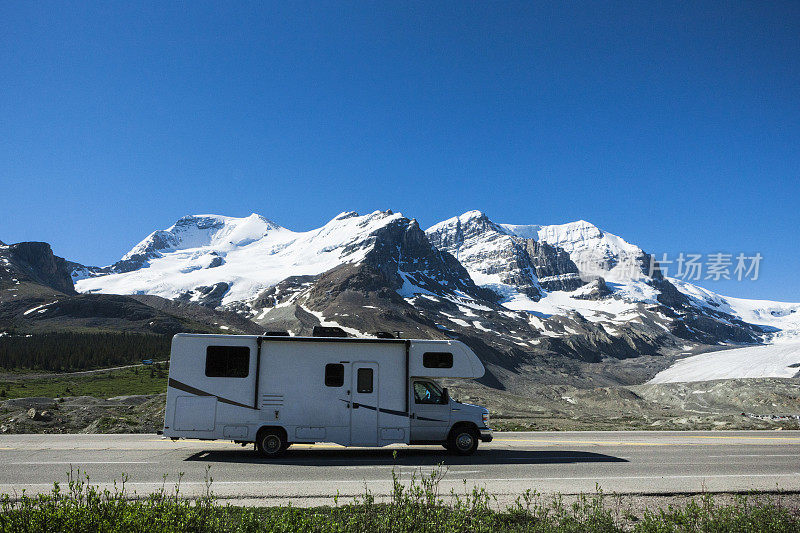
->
1;242;76;298
426;211;773;345
57;209;800;389
0;241;262;338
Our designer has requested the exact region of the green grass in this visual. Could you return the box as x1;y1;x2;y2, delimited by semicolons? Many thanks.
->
0;364;168;399
1;465;798;532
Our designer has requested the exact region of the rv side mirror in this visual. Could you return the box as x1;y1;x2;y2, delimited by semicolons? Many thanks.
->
441;388;449;405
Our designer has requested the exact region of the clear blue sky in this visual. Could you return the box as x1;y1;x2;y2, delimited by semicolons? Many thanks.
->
2;2;798;300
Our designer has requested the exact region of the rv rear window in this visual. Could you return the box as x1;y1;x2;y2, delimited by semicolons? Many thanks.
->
423;352;453;368
325;363;344;387
357;368;373;393
205;346;250;378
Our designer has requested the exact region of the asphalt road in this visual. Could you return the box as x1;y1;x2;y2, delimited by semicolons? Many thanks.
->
1;431;798;506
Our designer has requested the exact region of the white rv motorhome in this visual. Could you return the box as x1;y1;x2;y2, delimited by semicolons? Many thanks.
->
163;333;492;457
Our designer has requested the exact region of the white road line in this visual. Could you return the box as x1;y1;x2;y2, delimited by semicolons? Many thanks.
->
708;454;800;458
180;473;795;486
245;454;614;465
8;461;154;465
2;473;799;492
321;466;483;474
5;473;789;486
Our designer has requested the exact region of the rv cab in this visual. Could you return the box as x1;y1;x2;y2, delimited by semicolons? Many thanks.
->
409;378;491;450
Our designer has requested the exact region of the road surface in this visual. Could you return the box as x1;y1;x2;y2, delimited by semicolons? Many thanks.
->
1;431;798;506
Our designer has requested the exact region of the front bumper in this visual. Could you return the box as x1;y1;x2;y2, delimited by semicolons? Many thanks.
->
479;428;493;442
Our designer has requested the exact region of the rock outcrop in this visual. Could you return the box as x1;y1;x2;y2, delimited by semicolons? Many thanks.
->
0;242;76;294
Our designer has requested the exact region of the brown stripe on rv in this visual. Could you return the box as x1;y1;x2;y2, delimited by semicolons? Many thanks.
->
168;378;258;410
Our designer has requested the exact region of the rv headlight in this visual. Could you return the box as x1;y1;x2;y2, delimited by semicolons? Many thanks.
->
482;411;490;425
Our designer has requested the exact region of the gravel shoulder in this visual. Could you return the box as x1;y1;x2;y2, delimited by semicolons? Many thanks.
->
2;376;800;434
0;394;165;434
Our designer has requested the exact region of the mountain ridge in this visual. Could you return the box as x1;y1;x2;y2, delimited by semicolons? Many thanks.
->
8;209;799;389
68;209;800;343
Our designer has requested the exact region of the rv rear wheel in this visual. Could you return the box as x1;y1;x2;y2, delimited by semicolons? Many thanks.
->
447;426;478;455
256;429;288;458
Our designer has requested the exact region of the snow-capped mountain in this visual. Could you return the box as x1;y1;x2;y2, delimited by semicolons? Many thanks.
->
668;277;800;337
76;212;375;304
76;210;491;311
425;211;547;302
425;211;800;383
65;209;800;388
427;211;691;331
0;240;263;336
78;211;391;305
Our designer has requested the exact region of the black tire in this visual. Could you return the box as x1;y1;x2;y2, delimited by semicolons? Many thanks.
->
256;429;288;458
447;426;478;455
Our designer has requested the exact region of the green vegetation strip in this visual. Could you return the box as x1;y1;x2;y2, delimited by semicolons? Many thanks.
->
0;364;168;399
1;466;799;533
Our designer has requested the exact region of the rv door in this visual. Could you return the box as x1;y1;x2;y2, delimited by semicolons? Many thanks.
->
350;362;379;446
410;380;451;442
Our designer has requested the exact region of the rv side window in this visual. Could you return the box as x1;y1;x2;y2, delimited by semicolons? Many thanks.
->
414;381;444;404
205;346;250;378
357;368;373;393
325;364;344;387
423;352;453;368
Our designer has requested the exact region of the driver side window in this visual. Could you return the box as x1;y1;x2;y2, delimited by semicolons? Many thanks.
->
414;381;443;404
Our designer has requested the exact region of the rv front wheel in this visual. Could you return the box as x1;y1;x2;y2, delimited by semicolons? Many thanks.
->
447;426;478;455
256;429;287;458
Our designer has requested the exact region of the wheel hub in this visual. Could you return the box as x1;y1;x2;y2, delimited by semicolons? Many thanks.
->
264;436;281;453
456;433;473;450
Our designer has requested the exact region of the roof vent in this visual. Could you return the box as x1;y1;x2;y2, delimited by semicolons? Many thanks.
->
312;326;349;338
